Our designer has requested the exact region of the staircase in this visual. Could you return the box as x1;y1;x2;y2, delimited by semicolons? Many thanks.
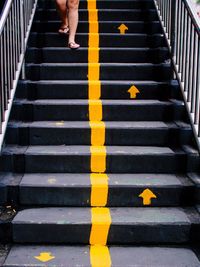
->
1;0;200;266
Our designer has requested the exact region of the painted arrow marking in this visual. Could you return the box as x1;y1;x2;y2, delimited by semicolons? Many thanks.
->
139;189;157;205
128;85;140;98
118;23;128;34
34;252;55;263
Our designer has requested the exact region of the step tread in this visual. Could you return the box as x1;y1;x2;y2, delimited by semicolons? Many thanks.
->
26;62;169;66
14;99;182;105
17;80;173;85
29;32;164;37
4;145;188;155
20;173;193;187
13;207;193;224
4;245;200;267
8;121;190;129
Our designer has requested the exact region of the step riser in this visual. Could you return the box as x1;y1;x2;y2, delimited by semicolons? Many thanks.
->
37;1;155;10
6;127;192;146
12;224;190;244
20;187;194;207
10;104;185;121
35;10;158;21
25;64;172;81
26;48;169;64
2;154;187;173
16;82;180;100
28;33;166;48
32;21;162;34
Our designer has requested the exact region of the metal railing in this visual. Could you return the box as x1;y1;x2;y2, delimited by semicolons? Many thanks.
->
0;0;38;151
154;0;200;151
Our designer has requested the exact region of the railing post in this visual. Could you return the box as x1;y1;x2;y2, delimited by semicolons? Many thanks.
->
20;0;26;80
170;0;176;57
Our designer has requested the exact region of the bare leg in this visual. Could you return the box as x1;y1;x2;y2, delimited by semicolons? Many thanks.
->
55;0;69;31
67;0;80;48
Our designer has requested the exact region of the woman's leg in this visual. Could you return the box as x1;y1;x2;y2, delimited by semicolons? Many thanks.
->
67;0;80;47
55;0;69;31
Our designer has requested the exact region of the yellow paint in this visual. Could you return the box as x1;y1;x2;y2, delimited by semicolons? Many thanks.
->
90;245;111;267
139;189;157;205
89;9;98;22
48;178;57;184
87;2;111;265
34;252;55;263
87;1;97;11
88;48;100;63
89;22;99;33
56;121;64;126
89;34;99;47
89;100;103;121
88;63;100;80
118;23;128;34
90;146;106;173
89;121;105;146
90;173;109;206
90;208;111;245
88;81;101;99
128;85;140;98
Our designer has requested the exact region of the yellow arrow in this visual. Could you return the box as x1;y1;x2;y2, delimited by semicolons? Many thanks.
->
118;23;128;34
139;189;157;205
34;252;55;263
128;85;140;99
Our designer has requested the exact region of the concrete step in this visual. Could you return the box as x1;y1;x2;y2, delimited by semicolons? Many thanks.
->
6;121;192;146
28;33;166;48
1;145;198;173
12;207;200;244
25;63;172;81
5;245;200;267
18;173;194;206
35;9;158;21
10;99;186;122
0;172;197;207
26;47;169;64
32;21;162;34
16;80;181;100
4;245;200;266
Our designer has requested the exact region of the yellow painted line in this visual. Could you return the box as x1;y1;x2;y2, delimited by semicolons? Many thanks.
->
90;173;108;206
88;63;100;80
90;245;111;267
87;1;111;265
89;121;105;146
89;22;99;33
88;100;103;121
88;33;99;47
88;48;100;64
88;9;98;22
90;208;111;245
88;81;101;99
90;146;106;173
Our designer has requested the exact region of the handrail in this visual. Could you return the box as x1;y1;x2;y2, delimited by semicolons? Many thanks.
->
0;0;38;152
154;0;200;152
